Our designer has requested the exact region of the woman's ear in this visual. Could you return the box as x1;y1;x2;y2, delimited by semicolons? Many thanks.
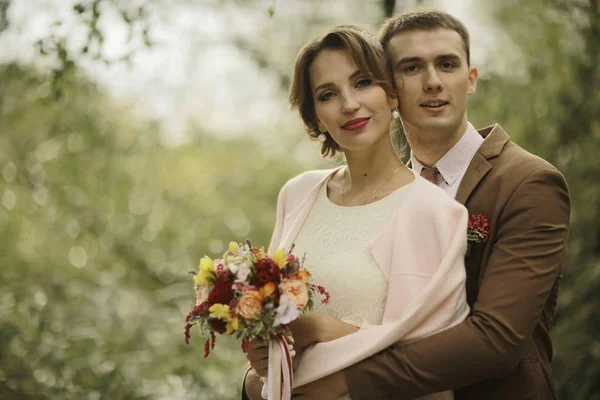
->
316;119;326;133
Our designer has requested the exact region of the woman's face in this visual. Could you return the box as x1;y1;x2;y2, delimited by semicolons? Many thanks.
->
309;48;398;153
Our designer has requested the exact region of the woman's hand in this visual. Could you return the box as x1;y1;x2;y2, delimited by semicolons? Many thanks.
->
246;338;269;378
246;335;295;378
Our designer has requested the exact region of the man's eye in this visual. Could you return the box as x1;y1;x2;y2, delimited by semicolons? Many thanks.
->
404;65;418;72
442;62;455;69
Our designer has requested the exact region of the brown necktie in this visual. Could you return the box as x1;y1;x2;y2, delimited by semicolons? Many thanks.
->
420;167;440;185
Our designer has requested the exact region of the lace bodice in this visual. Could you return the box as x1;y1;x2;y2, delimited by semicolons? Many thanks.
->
293;179;409;328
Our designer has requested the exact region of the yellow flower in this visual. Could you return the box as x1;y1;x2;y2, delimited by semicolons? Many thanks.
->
209;304;231;321
194;273;209;286
272;248;287;269
208;304;239;334
255;250;267;261
195;256;215;286
199;256;214;271
225;318;239;334
260;282;277;299
229;241;239;255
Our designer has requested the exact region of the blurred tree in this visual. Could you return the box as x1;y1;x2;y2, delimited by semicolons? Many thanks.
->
470;0;600;398
0;63;307;399
0;0;8;34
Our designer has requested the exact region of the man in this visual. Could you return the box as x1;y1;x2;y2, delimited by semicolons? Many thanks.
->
338;9;570;399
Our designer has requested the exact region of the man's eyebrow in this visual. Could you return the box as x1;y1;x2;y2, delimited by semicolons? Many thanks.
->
437;53;462;62
394;53;462;70
394;57;421;70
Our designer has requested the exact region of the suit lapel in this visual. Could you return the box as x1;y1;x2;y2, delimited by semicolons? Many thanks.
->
455;124;511;205
455;152;491;205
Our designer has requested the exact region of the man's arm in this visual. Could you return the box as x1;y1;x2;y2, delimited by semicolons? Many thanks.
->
243;368;264;400
344;167;570;398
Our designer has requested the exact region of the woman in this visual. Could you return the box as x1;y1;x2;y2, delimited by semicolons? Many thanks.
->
243;26;469;400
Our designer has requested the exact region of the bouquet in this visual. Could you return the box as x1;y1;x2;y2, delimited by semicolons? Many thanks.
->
185;240;330;399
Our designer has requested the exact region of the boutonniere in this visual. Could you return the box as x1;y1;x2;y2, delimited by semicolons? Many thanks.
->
467;214;490;257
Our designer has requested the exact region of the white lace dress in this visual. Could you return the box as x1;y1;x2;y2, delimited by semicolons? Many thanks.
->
292;179;409;399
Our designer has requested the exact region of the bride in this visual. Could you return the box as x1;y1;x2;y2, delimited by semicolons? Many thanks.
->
242;25;469;400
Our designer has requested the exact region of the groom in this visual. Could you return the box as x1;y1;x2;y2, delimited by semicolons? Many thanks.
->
292;9;570;400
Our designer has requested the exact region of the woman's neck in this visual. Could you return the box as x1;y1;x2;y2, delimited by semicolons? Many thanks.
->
343;140;404;191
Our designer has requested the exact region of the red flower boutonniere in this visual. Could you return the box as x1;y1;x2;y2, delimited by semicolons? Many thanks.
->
467;214;490;257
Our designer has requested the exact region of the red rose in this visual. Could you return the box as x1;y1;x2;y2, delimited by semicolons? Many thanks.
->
468;214;490;240
253;258;281;287
207;270;235;306
208;318;227;334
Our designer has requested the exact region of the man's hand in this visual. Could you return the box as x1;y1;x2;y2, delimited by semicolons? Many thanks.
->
290;312;359;349
292;370;348;400
244;368;265;400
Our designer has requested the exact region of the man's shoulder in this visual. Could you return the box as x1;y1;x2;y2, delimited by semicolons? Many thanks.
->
490;137;563;182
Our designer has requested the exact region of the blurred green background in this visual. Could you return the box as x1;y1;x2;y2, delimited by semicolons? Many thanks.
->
0;0;598;399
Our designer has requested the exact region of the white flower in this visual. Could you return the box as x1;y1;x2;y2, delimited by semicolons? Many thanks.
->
274;294;299;326
229;263;239;275
236;263;251;283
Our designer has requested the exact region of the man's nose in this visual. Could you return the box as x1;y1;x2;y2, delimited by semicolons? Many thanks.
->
423;67;443;92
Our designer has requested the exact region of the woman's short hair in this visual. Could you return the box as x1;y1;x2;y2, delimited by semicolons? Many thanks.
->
289;25;397;158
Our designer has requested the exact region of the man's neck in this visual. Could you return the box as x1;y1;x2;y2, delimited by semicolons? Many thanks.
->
407;120;469;167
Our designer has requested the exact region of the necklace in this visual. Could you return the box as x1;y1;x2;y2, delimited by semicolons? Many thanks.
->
341;165;402;206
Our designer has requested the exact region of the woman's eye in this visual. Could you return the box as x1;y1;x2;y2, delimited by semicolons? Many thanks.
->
318;92;334;101
356;78;372;88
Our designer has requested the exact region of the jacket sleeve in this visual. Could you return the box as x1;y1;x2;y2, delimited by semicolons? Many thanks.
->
344;167;570;399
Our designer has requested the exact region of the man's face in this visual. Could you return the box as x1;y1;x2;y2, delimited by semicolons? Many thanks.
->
386;28;478;138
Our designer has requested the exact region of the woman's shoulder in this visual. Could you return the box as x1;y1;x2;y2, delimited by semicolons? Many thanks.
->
280;167;339;194
404;177;467;217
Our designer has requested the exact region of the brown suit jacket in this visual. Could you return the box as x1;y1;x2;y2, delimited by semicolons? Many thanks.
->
344;124;570;399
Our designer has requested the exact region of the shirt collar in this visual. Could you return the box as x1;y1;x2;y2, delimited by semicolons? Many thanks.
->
411;122;484;186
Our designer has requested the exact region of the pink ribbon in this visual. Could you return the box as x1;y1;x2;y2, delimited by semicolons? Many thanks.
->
261;335;294;400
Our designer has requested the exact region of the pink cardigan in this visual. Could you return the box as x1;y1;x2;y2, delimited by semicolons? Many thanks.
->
269;168;470;392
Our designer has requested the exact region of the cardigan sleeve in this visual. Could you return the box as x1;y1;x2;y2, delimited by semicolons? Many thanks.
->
268;182;288;254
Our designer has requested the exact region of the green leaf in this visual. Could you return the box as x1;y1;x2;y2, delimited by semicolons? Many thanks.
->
73;3;85;14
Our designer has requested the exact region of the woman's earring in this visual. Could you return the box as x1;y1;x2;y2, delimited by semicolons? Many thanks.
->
318;133;327;143
392;108;400;119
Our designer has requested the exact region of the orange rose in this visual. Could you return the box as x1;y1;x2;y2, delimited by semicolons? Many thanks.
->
297;271;311;281
281;280;309;308
237;291;264;320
